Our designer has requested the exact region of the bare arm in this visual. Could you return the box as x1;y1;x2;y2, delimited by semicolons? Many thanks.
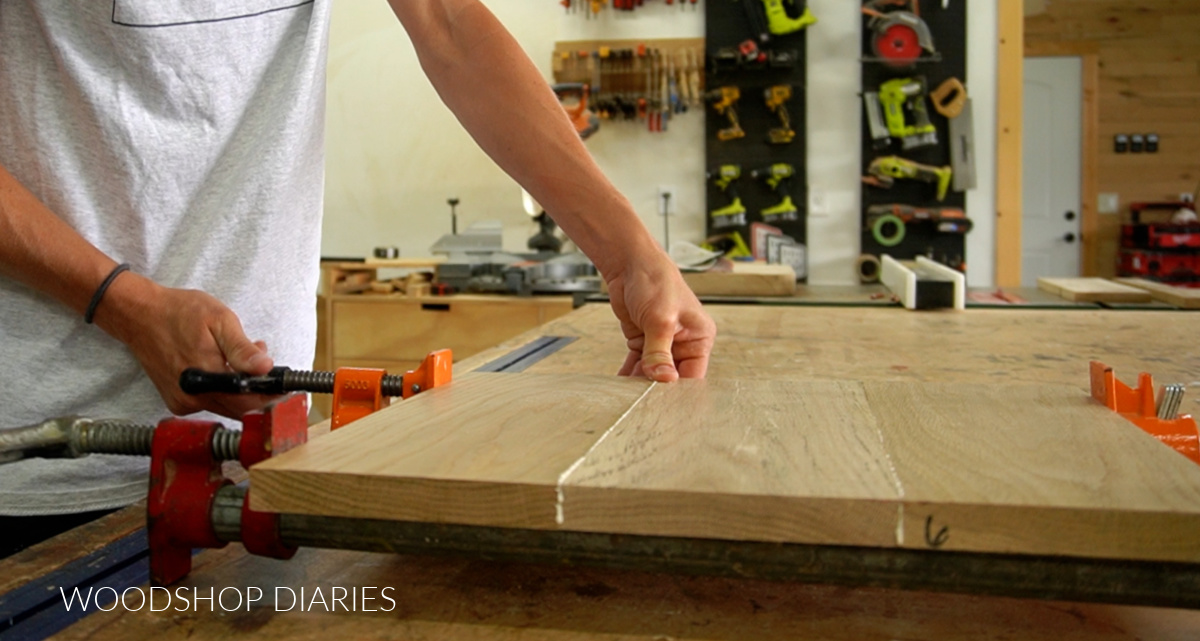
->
0;163;274;417
386;0;716;380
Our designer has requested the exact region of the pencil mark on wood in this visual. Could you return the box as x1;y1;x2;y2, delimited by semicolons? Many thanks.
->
925;515;949;549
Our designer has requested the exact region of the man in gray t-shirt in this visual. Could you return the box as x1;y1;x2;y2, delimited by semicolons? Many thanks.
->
0;0;715;525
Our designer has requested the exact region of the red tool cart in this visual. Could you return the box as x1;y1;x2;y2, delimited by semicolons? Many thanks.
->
1118;201;1200;287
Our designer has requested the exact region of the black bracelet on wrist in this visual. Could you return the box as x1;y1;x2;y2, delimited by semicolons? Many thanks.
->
84;263;131;325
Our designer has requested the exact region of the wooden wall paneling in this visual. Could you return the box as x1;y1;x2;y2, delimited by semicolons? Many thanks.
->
995;0;1025;287
250;372;1200;563
1026;0;1200;277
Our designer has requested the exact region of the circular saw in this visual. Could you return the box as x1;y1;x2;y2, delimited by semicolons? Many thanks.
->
863;6;936;67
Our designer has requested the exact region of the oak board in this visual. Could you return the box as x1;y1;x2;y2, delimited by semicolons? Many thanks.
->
1037;277;1152;303
1115;278;1200;309
252;372;1200;563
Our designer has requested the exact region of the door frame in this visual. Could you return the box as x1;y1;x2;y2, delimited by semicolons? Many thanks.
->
1023;42;1099;278
995;7;1101;284
995;3;1024;287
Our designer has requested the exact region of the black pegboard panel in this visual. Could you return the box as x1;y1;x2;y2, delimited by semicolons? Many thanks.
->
860;3;969;274
704;1;809;280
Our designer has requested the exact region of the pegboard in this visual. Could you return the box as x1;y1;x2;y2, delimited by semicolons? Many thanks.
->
553;39;705;132
704;0;810;281
859;1;970;281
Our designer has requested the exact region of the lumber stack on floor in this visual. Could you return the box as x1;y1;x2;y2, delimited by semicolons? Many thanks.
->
252;372;1200;563
1115;278;1200;309
1037;277;1152;303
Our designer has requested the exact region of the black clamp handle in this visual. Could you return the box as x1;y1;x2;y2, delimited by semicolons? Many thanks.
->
180;367;291;396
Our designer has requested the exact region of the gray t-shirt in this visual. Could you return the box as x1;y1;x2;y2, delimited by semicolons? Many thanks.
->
0;1;330;514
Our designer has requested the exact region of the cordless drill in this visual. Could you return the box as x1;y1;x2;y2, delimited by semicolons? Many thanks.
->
751;163;799;223
706;87;745;141
708;165;747;229
764;85;795;145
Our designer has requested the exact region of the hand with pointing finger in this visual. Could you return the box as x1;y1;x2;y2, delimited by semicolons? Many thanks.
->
605;251;716;382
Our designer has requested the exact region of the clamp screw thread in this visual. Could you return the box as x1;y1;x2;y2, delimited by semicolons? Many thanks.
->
71;421;243;461
74;421;155;456
381;375;406;397
282;369;335;394
210;428;242;461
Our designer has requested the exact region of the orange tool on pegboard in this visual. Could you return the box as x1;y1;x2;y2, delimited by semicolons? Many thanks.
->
1089;361;1199;465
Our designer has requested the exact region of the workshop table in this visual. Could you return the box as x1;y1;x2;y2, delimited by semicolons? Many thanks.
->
4;303;1200;640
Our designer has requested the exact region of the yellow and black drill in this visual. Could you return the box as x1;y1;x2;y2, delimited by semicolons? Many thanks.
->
751;163;799;223
764;84;795;145
706;86;745;141
863;155;952;202
708;164;747;229
877;77;937;150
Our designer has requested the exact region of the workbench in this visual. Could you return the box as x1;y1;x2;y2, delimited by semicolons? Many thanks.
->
314;288;573;418
5;303;1200;640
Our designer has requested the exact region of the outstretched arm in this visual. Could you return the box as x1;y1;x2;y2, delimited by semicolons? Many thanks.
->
385;0;716;380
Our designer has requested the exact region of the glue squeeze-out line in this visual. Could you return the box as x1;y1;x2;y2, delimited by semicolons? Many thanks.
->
555;382;657;525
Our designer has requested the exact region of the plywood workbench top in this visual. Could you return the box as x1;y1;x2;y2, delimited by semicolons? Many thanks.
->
19;303;1200;641
489;303;1200;388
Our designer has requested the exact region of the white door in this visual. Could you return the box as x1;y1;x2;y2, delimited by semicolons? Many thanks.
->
1021;57;1083;287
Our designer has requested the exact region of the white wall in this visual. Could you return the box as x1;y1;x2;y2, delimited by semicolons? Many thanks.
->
322;0;997;285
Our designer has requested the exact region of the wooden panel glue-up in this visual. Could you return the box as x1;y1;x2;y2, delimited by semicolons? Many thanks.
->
251;373;1200;563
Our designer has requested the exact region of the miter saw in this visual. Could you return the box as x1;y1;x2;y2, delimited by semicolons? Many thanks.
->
429;82;603;296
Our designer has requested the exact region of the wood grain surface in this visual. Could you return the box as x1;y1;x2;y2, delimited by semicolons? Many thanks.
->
52;544;1200;641
489;304;1200;388
17;303;1200;640
1115;278;1200;309
1037;277;1153;303
253;374;655;529
681;263;797;297
251;373;1200;562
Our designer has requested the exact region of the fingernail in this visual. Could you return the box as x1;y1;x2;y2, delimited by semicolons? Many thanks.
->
650;364;675;380
249;353;271;368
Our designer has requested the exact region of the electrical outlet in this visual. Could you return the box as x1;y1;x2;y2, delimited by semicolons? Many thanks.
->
1098;192;1120;215
809;188;827;217
657;186;676;216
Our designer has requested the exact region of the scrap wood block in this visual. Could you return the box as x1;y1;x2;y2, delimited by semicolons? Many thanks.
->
1037;277;1152;303
368;280;395;294
251;372;1200;563
1114;278;1200;310
681;262;797;297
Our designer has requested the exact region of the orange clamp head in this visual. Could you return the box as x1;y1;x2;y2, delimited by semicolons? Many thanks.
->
402;349;453;399
331;367;389;431
1089;361;1200;465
